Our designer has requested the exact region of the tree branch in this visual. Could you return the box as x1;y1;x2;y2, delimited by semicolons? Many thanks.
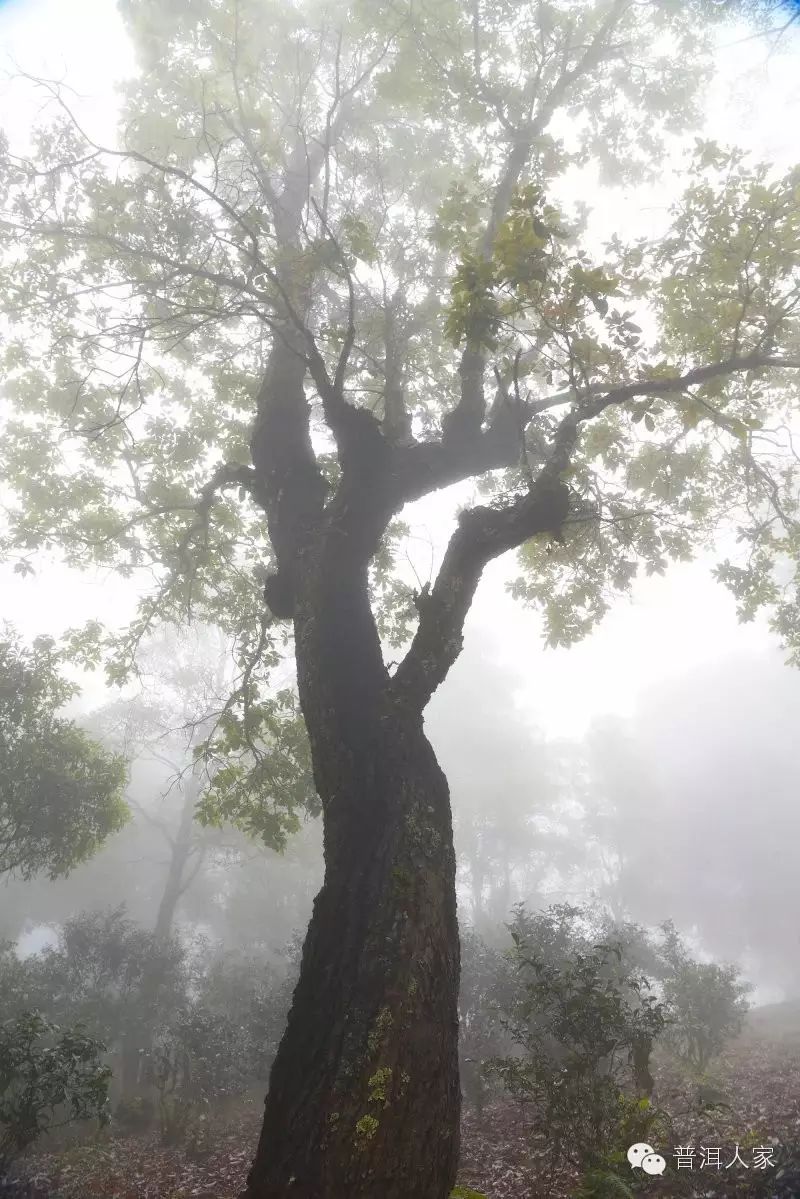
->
574;353;800;422
174;463;261;587
390;352;800;512
440;0;630;449
391;470;571;711
391;351;800;711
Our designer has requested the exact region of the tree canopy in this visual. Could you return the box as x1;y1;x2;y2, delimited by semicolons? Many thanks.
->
0;631;129;879
2;0;799;729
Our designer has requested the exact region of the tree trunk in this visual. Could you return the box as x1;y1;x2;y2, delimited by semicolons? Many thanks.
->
119;1038;145;1103
242;540;461;1198
120;768;199;1103
243;713;460;1198
152;769;197;944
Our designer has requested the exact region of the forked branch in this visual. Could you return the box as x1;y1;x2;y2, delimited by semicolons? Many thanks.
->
391;350;800;710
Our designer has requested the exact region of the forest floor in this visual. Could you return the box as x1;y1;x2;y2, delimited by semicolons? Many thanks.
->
8;1003;800;1199
458;1000;800;1198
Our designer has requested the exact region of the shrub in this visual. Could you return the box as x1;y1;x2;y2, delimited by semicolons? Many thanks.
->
488;905;669;1174
0;631;128;881
0;909;187;1059
192;946;294;1083
658;921;751;1071
156;1005;251;1108
0;1012;110;1172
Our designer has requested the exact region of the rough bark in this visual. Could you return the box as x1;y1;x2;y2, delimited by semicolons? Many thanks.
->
243;716;460;1197
242;517;461;1198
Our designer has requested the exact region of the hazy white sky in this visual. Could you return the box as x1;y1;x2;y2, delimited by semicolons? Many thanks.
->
1;0;798;737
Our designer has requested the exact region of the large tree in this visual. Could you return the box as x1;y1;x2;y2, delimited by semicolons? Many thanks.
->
2;1;800;1194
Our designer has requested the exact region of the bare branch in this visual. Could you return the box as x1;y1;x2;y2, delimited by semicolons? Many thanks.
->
127;799;176;849
575;353;800;423
309;197;357;400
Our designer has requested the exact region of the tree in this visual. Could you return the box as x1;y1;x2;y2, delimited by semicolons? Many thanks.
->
580;658;800;995
428;650;580;932
2;1;800;1194
0;631;128;880
580;718;666;924
90;626;314;1102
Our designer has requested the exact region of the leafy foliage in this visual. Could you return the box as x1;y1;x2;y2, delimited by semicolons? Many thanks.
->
195;687;317;851
190;946;295;1084
0;909;186;1059
0;1012;110;1171
488;906;670;1172
458;929;515;1115
0;0;796;713
0;917;295;1137
0;632;129;880
659;921;752;1072
150;941;295;1145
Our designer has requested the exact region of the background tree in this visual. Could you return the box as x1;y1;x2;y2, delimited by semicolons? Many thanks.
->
581;654;800;997
429;650;581;933
71;624;315;1103
2;0;800;1195
580;718;663;924
0;630;128;881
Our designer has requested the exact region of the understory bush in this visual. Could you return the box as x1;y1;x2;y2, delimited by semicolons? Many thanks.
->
0;1011;109;1172
469;903;752;1196
658;920;751;1072
458;928;515;1115
1;900;751;1182
0;912;296;1149
487;905;669;1176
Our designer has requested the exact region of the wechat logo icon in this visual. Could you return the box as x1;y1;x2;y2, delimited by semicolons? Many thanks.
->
628;1143;666;1176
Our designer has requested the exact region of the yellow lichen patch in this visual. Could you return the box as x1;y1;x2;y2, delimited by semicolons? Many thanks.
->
367;1005;394;1055
354;1114;379;1148
367;1066;392;1105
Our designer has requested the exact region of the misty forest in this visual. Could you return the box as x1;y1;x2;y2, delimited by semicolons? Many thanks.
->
1;0;800;1196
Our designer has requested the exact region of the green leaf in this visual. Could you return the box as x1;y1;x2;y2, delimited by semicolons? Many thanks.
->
0;630;129;880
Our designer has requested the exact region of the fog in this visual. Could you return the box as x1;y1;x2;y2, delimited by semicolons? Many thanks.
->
2;0;800;1196
6;634;795;986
